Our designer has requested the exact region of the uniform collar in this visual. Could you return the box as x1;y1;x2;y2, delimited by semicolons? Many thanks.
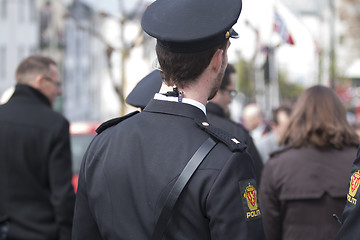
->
143;98;207;122
154;93;207;115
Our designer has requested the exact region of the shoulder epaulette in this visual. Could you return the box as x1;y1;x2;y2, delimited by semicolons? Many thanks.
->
269;146;290;158
96;111;140;134
195;119;247;152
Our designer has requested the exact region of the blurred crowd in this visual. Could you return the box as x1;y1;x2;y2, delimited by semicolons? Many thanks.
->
2;55;360;240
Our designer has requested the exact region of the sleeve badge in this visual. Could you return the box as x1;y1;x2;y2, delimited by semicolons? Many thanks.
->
239;179;261;221
347;170;360;205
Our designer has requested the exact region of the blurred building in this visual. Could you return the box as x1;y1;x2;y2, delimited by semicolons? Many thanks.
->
63;0;106;122
0;0;39;94
63;0;156;121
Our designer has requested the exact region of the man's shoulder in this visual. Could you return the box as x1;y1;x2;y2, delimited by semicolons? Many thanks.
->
0;99;69;126
96;111;140;135
195;119;247;153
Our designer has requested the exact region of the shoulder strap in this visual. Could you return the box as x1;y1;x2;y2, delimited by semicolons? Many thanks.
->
96;111;139;134
151;137;217;240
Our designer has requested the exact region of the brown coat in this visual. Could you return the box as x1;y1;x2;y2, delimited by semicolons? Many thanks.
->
259;146;357;240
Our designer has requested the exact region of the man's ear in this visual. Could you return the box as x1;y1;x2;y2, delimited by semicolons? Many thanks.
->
210;49;223;73
31;75;43;90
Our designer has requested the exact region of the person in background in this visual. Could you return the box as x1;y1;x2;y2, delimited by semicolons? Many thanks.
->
125;70;163;110
259;85;359;240
256;105;292;163
0;55;75;240
242;103;271;146
207;64;263;183
72;0;266;238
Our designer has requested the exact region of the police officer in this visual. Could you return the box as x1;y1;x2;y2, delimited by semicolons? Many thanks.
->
127;67;264;184
206;64;264;183
335;150;360;239
72;0;265;238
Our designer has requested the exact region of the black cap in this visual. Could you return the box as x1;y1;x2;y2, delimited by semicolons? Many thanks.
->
141;0;242;53
125;70;162;109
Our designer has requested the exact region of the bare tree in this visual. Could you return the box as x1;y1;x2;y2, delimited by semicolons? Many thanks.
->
52;0;151;116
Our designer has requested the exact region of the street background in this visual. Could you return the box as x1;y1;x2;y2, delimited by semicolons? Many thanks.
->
1;0;360;123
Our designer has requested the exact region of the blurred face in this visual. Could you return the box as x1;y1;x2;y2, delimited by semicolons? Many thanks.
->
210;73;236;113
242;105;262;131
40;64;61;107
221;73;236;105
274;110;291;142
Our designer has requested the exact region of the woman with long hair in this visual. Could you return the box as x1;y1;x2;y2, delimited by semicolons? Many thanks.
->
259;85;360;240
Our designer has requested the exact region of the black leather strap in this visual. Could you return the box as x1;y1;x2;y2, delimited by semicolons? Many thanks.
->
151;137;217;240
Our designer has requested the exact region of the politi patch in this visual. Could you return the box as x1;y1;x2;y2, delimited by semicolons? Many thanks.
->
347;170;360;205
239;179;261;221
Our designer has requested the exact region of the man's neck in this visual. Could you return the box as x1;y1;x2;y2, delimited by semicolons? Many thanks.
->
177;72;213;106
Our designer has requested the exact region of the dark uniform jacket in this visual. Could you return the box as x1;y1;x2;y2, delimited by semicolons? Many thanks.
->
336;148;360;240
206;102;264;184
259;145;357;240
73;99;265;240
0;84;75;240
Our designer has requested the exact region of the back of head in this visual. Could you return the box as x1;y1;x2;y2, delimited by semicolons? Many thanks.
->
142;0;242;88
155;42;228;88
281;85;359;148
16;55;56;85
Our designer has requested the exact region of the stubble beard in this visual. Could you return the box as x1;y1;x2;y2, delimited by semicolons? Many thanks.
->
208;66;226;101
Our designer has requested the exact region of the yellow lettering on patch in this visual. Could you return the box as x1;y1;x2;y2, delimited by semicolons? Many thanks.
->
246;210;261;219
347;194;358;205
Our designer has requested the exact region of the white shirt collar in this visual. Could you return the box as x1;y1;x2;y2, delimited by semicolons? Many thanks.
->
154;93;207;115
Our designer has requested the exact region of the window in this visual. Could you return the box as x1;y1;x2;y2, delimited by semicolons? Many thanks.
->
29;0;36;22
29;46;37;55
18;0;24;23
1;0;7;20
18;46;25;64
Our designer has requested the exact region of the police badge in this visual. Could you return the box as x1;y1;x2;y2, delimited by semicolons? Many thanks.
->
239;179;261;221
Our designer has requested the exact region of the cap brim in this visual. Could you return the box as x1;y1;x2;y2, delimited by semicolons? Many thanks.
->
229;28;239;39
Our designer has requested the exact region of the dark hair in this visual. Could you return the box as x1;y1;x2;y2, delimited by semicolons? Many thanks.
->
220;64;235;90
272;105;291;125
280;85;360;148
156;41;228;88
15;55;56;84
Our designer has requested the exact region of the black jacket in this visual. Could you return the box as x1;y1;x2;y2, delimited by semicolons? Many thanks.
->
0;84;75;240
73;99;265;240
336;147;360;240
206;102;264;184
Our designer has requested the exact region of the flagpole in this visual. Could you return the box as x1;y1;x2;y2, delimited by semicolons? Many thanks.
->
263;0;280;120
329;0;336;88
